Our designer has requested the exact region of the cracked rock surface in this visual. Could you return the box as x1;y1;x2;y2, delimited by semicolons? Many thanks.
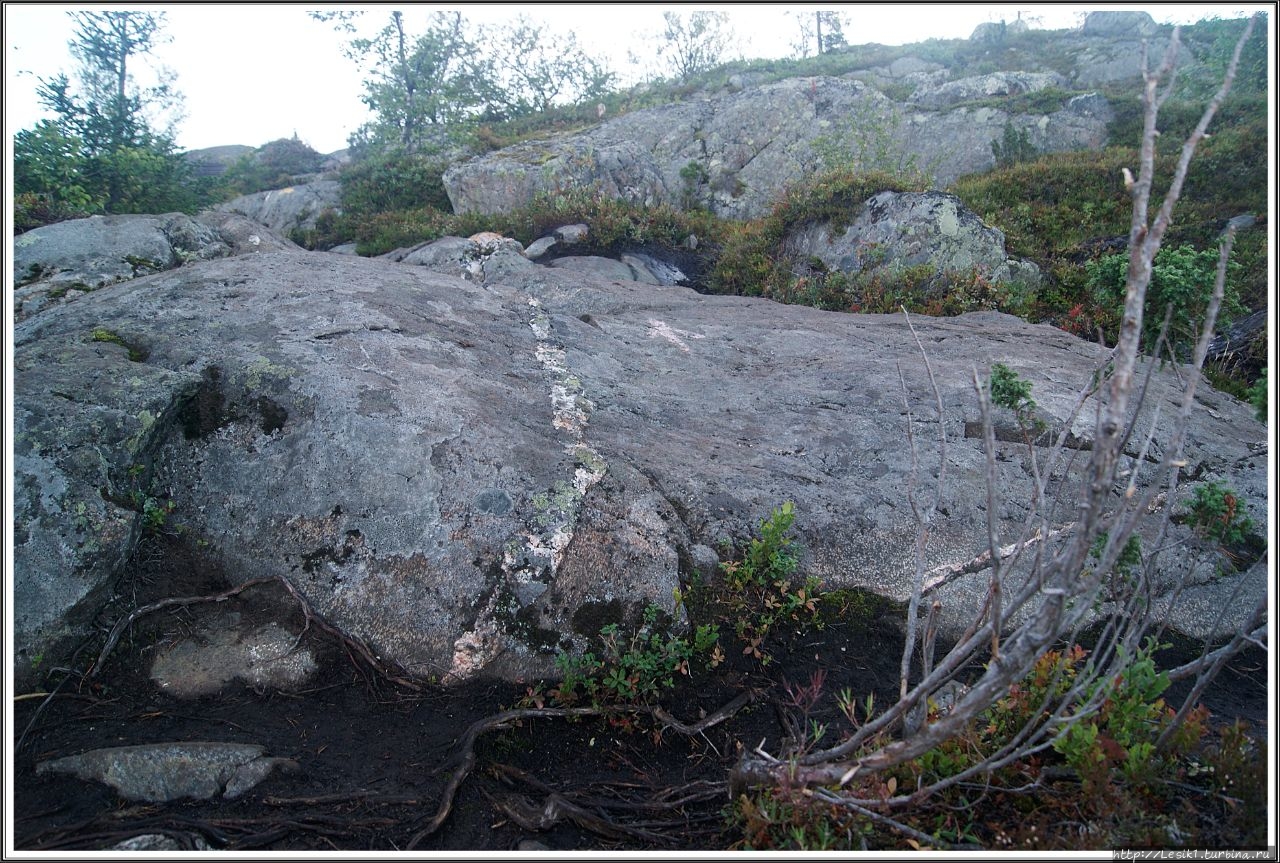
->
13;247;1267;690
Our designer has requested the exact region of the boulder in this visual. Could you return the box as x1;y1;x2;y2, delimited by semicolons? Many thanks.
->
379;235;537;282
12;212;298;322
782;190;1040;290
443;77;1112;219
1081;11;1158;37
14;212;219;288
1207;308;1267;380
548;255;653;283
13;251;1266;692
882;56;946;79
148;607;318;698
381;236;483;279
523;236;559;260
214;179;341;235
969;21;1008;43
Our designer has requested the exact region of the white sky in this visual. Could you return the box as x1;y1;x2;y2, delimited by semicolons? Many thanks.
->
3;4;1265;154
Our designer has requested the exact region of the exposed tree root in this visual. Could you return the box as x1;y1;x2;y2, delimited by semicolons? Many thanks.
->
84;573;423;691
87;576;280;677
406;691;755;849
488;763;725;845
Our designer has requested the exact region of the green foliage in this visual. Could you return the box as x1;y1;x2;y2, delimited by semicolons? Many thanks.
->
331;175;722;259
141;496;177;533
1051;638;1173;789
14;12;210;223
311;151;457;252
486;15;615;118
318;10;615;158
13;121;100;221
990;120;1037;168
679;160;710;210
549;603;721;707
13;124;200;224
733;788;863;850
989;363;1036;415
717;502;823;662
811;99;935;184
13;192;93;234
1085;244;1244;360
1185;481;1255;547
950;36;1266;358
1085;241;1244;358
216;137;325;197
342;151;453;215
1247;368;1267;423
707;162;1033;318
1176;14;1269;102
722;502;798;590
658;11;733;81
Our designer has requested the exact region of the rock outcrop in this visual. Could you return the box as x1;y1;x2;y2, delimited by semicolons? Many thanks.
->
184;144;255;178
13;245;1266;691
213;179;341;235
443;76;1112;220
12;212;298;322
910;71;1067;110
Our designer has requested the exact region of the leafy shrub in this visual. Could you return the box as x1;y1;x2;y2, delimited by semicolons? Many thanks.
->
1050;638;1176;791
348;207;459;256
13;191;93;233
1085;243;1244;359
217;137;326;198
549;603;721;707
1185;481;1255;547
989;363;1036;415
717;502;823;661
339;150;453;216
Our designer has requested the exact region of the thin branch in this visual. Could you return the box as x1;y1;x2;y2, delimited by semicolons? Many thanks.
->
813;787;978;851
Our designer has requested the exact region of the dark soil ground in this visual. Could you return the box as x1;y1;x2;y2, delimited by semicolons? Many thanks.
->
11;535;1271;853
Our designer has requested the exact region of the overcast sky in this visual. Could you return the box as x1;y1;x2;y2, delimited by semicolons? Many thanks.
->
4;4;1263;155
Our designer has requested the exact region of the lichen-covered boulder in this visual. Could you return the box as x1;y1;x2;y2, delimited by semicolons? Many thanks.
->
782;190;1041;290
1081;10;1158;37
36;742;296;802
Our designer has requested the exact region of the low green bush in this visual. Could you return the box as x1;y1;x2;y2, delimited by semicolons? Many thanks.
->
1085;243;1244;360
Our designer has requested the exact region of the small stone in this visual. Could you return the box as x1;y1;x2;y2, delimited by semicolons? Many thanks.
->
553;224;588;244
36;742;290;802
523;236;558;260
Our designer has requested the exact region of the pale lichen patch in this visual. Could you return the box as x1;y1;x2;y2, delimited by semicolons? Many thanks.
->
444;296;609;682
